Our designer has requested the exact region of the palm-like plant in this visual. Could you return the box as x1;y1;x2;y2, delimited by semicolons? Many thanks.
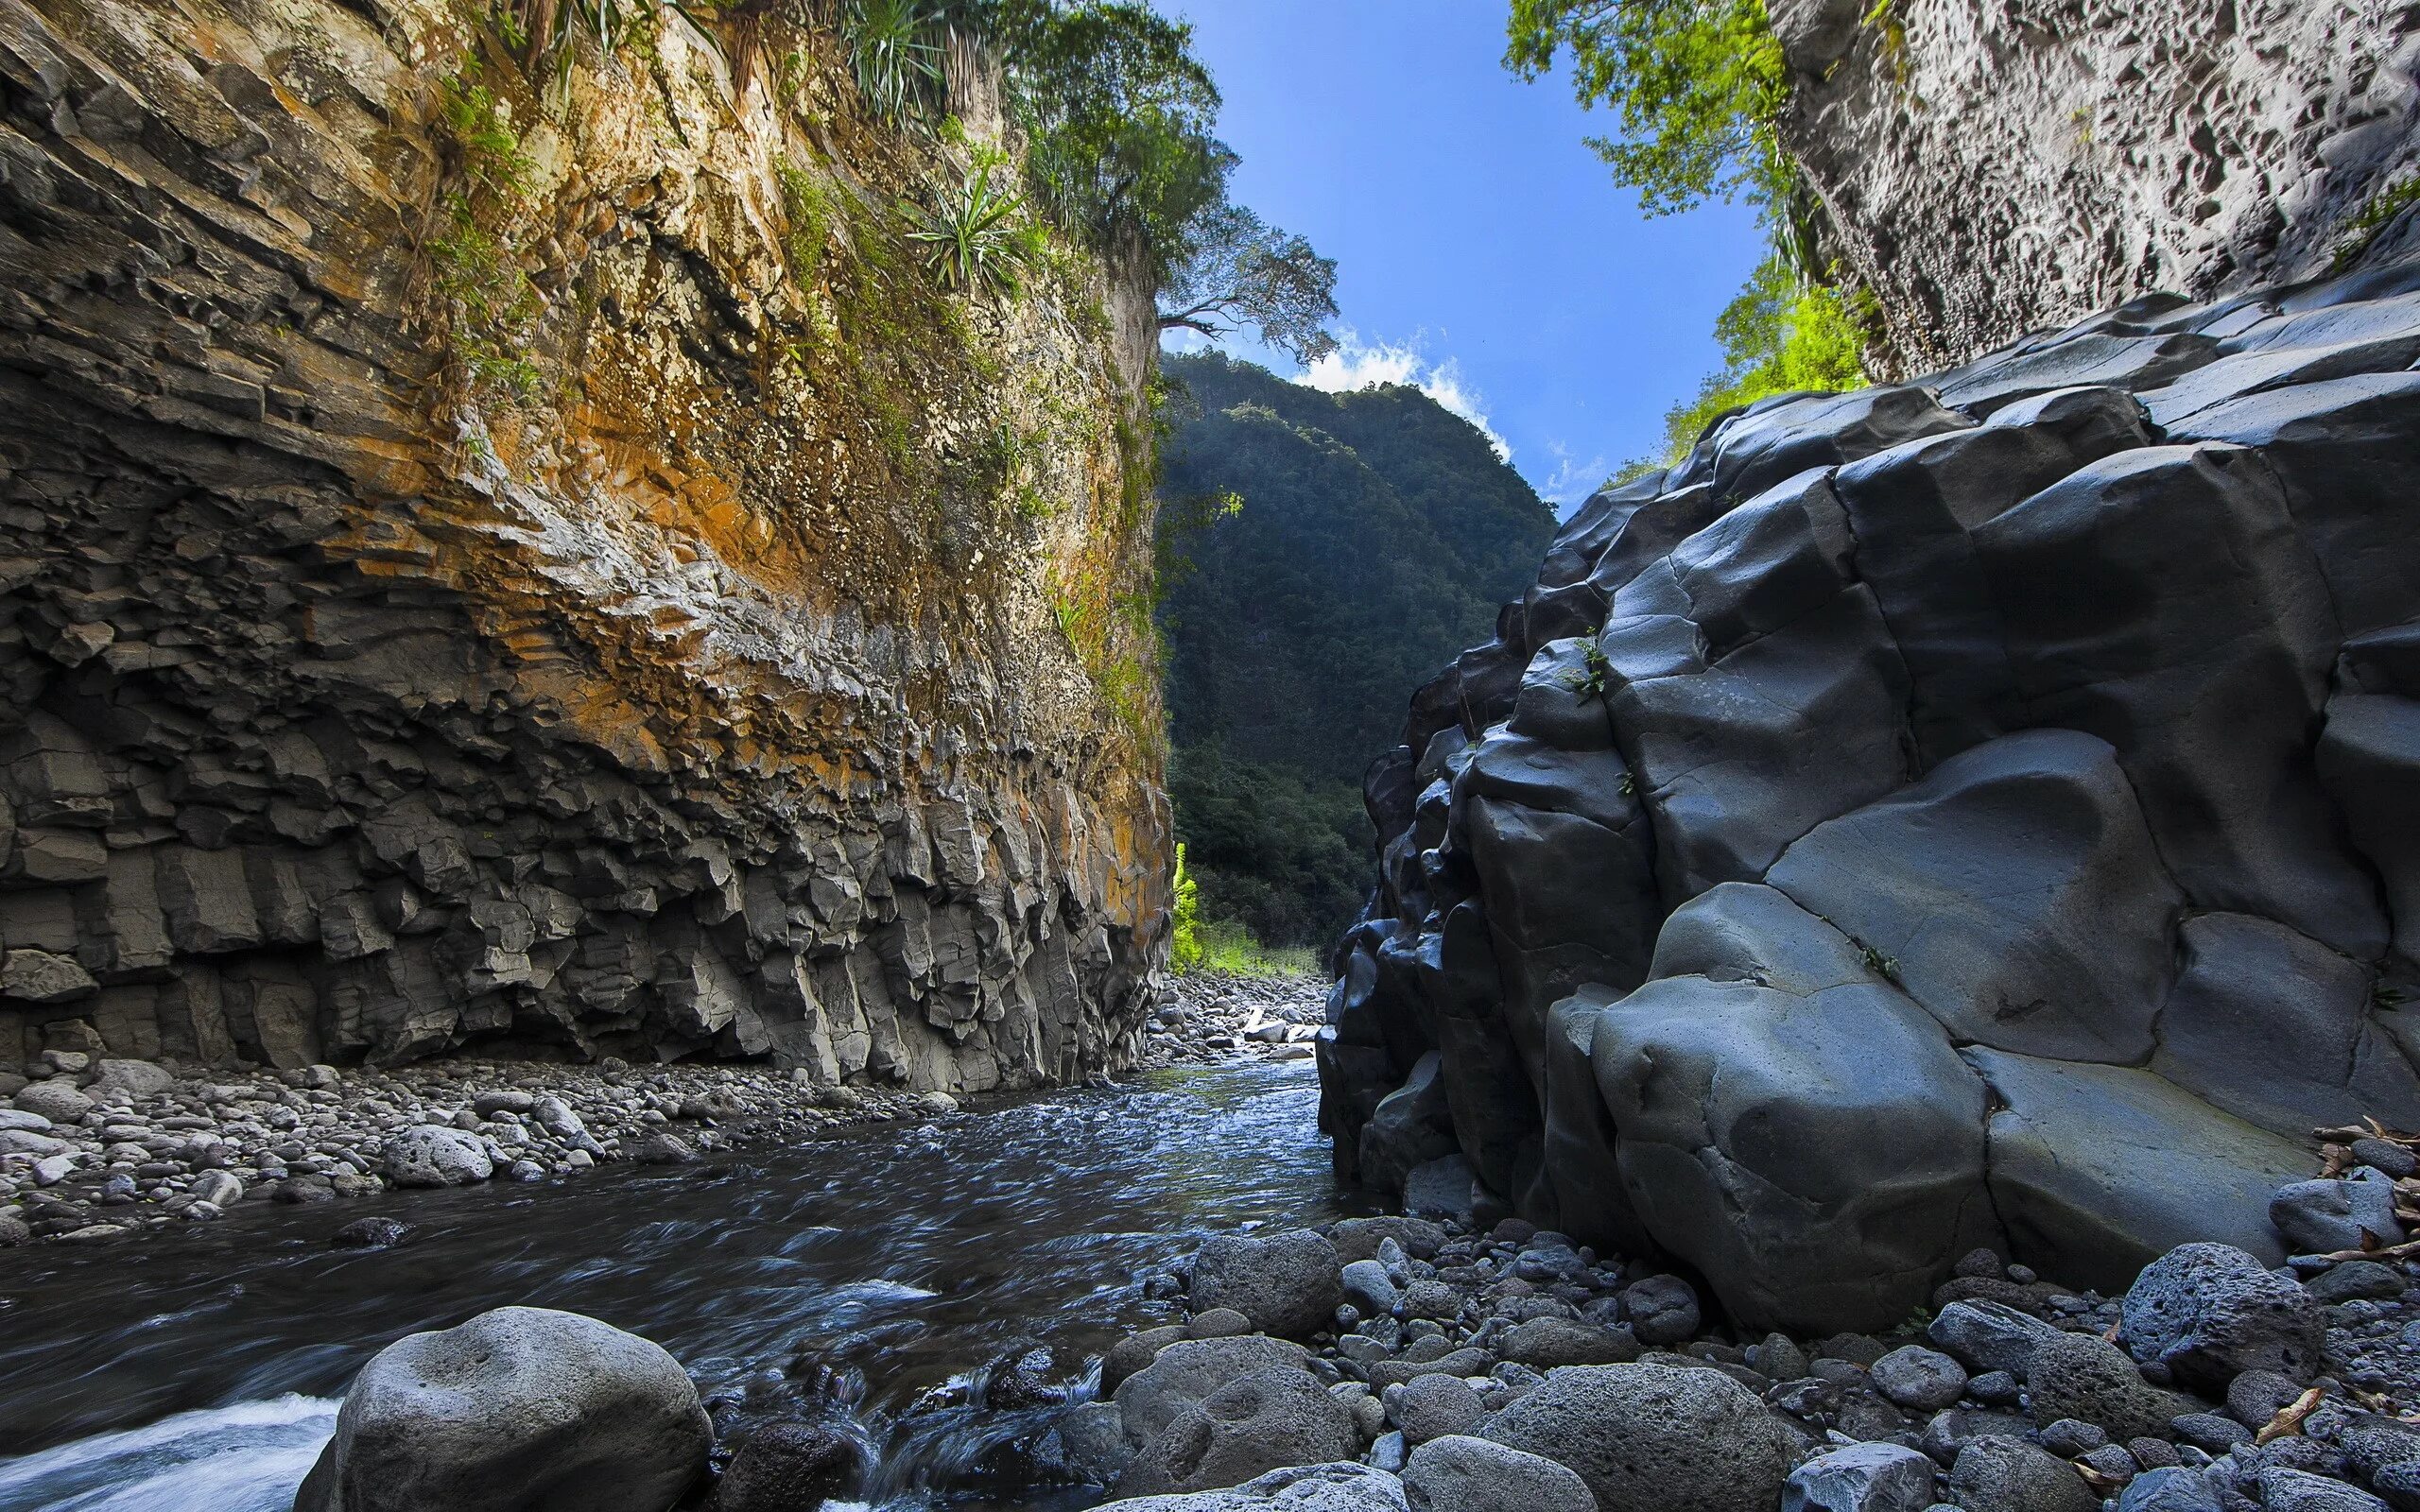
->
906;159;1036;296
840;0;944;123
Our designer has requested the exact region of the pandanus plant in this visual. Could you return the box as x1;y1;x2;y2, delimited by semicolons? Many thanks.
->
905;158;1037;296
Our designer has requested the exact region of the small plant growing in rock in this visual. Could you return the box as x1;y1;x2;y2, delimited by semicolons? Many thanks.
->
840;0;943;123
1860;943;1901;983
906;158;1040;296
1561;637;1615;699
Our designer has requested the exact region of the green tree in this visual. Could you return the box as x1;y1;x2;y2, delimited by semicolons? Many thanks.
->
1641;252;1874;467
1503;0;1791;215
1156;204;1339;363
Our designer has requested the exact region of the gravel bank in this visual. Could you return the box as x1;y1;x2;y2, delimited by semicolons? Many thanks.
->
0;971;1326;1246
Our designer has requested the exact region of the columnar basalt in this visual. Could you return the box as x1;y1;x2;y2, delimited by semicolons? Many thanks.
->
0;0;1170;1090
1773;0;2420;371
1322;254;2420;1334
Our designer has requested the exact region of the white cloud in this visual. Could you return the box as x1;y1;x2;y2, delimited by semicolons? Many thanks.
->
1295;330;1512;464
1538;439;1615;509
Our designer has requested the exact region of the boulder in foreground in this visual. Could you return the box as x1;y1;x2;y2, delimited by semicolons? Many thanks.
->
293;1305;710;1512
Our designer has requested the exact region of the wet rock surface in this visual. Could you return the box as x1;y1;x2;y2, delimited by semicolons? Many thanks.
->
1322;252;2420;1340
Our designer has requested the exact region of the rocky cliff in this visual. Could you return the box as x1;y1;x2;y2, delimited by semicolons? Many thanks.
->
0;0;1172;1090
1322;252;2420;1334
1774;0;2420;371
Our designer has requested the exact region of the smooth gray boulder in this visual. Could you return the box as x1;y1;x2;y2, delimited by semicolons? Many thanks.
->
1359;1055;1460;1195
2119;1242;2326;1391
2271;1170;2406;1254
1965;1051;2309;1288
1119;1370;1361;1498
1391;1374;1485;1445
382;1124;493;1188
1590;885;1996;1332
1189;1231;1342;1341
1090;1462;1408;1512
1869;1347;1967;1413
716;1420;865;1512
1402;1435;1595;1512
1765;729;2181;1066
1481;1363;1800;1512
1783;1440;1939;1512
292;1306;710;1512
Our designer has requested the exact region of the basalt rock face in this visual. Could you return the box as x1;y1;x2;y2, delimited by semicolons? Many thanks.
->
1321;254;2420;1336
0;0;1170;1089
1773;0;2420;371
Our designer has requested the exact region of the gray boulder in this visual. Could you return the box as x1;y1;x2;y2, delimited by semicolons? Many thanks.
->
1391;1374;1485;1445
2271;1170;2405;1254
1482;1363;1799;1512
2117;1467;2224;1512
1401;1435;1595;1512
1783;1440;1939;1512
1090;1462;1408;1512
1498;1316;1640;1368
2256;1468;2391;1512
1869;1347;1967;1413
2120;1243;2325;1391
1115;1336;1314;1446
1403;1156;1481;1225
716;1419;864;1512
292;1306;710;1512
2025;1332;2197;1441
1615;1274;1700;1345
1945;1435;2098;1512
1190;1231;1343;1340
1342;1260;1403;1318
14;1081;93;1122
1927;1300;2066;1376
382;1124;494;1188
1120;1367;1359;1497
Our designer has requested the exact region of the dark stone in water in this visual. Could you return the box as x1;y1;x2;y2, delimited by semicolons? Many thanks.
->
717;1419;865;1512
332;1218;410;1249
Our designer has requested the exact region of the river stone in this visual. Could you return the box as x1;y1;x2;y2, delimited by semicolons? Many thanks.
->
1089;1461;1409;1512
90;1059;175;1098
292;1306;711;1512
1120;1367;1360;1497
1481;1363;1799;1512
1616;1275;1700;1345
1392;1374;1485;1445
382;1124;494;1187
2258;1467;2393;1512
717;1419;864;1512
1115;1336;1314;1446
1190;1230;1343;1340
0;1108;50;1132
1870;1346;1967;1413
2119;1243;2325;1390
1783;1440;1939;1512
14;1081;94;1122
1367;1349;1492;1391
1402;1435;1595;1512
2271;1171;2405;1254
1927;1300;2065;1376
2118;1467;2225;1512
2025;1332;2197;1441
1329;1218;1447;1263
1945;1435;2098;1512
1107;1327;1192;1392
1499;1316;1640;1368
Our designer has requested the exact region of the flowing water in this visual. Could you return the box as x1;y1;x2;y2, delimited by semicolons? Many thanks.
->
0;1057;1341;1512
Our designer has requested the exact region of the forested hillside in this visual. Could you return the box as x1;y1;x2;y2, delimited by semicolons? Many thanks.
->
1157;352;1555;948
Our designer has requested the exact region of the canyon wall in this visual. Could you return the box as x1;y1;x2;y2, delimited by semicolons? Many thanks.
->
1322;252;2420;1333
1774;0;2420;371
0;0;1172;1089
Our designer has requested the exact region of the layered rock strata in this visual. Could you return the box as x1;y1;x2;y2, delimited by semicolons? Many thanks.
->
0;0;1172;1088
1322;253;2420;1334
1774;0;2420;369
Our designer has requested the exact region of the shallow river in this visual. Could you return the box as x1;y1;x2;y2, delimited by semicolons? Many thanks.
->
0;1057;1340;1512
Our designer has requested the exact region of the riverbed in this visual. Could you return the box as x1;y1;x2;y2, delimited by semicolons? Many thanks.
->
0;1057;1340;1512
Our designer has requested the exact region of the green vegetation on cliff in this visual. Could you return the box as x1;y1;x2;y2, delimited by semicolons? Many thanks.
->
1156;351;1556;949
1508;0;1876;472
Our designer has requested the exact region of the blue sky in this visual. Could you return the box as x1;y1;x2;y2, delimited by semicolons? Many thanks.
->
1156;0;1767;507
